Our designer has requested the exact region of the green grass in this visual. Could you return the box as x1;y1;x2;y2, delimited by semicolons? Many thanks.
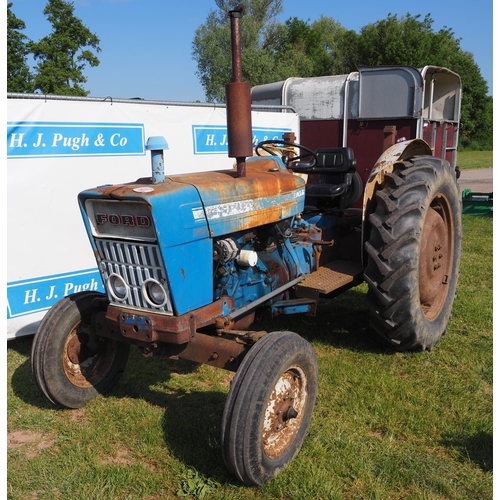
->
7;215;492;499
457;150;493;170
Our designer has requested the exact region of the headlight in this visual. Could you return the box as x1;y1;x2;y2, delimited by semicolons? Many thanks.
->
108;273;129;301
142;279;168;307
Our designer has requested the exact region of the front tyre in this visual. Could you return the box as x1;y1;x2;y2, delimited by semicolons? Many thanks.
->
364;156;462;351
31;291;130;408
221;331;318;486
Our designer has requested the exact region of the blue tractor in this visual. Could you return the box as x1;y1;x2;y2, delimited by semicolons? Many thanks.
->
31;7;462;486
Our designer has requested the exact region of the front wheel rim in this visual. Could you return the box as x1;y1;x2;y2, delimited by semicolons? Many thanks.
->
262;365;308;459
62;323;117;389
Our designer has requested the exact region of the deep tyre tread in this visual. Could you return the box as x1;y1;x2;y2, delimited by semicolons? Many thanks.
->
363;156;462;351
31;291;130;408
221;331;318;485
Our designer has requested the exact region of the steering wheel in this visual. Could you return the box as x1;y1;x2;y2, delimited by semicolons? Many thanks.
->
255;140;318;167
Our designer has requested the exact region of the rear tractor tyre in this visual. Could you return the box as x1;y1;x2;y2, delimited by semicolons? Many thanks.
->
31;291;130;408
363;156;462;351
221;331;318;485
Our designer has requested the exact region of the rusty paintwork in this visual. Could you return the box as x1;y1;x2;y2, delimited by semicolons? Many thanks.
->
226;7;253;176
157;331;250;371
262;364;309;459
106;295;236;345
170;157;305;236
98;302;252;371
82;157;305;238
418;193;454;321
62;322;119;389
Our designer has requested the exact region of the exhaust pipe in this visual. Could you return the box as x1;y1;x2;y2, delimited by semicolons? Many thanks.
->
226;6;253;178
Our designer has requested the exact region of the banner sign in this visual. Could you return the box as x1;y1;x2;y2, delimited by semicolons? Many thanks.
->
7;121;145;158
7;269;104;319
192;126;290;154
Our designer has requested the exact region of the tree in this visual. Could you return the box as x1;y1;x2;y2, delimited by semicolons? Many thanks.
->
30;0;101;96
192;3;352;101
7;2;34;93
354;13;492;148
192;0;285;102
310;16;357;76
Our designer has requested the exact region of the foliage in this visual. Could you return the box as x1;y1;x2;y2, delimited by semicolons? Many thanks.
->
192;8;491;148
8;0;101;96
177;469;218;498
7;2;34;93
192;0;285;102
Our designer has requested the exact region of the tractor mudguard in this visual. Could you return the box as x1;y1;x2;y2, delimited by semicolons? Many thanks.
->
361;138;433;261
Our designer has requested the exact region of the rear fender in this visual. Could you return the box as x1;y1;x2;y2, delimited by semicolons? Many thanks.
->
361;139;433;264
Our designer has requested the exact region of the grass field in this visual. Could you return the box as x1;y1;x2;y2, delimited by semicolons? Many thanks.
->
7;210;493;499
457;150;493;170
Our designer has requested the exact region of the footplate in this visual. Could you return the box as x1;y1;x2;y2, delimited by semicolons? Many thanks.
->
297;260;363;295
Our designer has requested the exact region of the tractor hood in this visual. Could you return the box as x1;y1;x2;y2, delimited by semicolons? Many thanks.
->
79;156;305;241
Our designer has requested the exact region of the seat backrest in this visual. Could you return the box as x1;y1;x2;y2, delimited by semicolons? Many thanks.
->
290;147;356;174
315;148;356;173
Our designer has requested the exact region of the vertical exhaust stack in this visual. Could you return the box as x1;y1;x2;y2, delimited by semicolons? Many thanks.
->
226;6;253;178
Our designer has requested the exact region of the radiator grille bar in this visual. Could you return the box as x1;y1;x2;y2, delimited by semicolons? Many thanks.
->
96;239;173;314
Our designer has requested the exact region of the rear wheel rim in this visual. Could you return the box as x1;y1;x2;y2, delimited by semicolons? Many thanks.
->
419;193;454;321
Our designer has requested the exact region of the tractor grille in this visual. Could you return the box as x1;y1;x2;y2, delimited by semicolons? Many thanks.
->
96;239;173;314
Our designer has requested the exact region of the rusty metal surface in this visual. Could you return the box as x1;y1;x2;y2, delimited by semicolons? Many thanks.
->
160;332;250;371
298;260;363;295
363;139;433;216
361;139;433;262
172;157;305;236
419;195;453;320
262;365;308;459
105;296;235;345
62;322;118;389
226;81;253;161
227;7;253;175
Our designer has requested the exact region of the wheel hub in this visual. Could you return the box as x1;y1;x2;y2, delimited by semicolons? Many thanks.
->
62;325;116;389
262;366;308;459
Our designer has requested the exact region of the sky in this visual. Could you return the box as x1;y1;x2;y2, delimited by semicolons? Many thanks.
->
9;0;494;102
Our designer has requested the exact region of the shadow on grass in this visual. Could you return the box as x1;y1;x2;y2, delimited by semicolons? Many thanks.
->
9;338;203;409
160;389;237;484
8;337;237;483
252;287;391;355
8;286;393;485
9;287;390;412
441;432;493;473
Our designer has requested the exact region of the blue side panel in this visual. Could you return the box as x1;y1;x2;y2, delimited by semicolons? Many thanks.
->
146;185;213;314
161;239;213;315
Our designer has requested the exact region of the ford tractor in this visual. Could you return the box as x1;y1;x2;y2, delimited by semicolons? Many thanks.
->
31;7;462;486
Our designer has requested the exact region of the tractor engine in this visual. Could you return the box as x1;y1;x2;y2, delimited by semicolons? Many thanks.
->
212;216;322;309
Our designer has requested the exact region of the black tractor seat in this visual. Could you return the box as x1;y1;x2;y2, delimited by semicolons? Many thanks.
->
289;147;359;208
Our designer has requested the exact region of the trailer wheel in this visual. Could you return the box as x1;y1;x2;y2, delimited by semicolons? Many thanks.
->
221;331;318;485
364;156;462;351
31;291;130;408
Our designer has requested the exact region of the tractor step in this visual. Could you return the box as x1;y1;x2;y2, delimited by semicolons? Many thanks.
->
297;260;363;296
